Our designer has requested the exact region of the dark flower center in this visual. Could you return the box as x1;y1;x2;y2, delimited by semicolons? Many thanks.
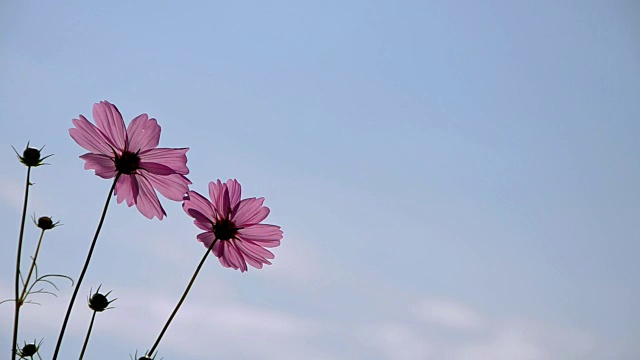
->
213;219;238;241
115;151;140;174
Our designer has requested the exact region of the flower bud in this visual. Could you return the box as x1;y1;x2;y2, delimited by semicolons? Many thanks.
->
88;293;110;312
33;215;59;230
22;148;42;166
13;143;52;167
20;343;37;357
17;339;43;358
37;216;54;230
88;287;116;312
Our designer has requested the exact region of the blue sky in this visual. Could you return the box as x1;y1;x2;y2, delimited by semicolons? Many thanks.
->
1;1;639;359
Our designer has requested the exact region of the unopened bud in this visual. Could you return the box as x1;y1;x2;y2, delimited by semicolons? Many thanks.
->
17;339;43;358
33;215;59;230
37;216;54;230
22;148;42;166
13;143;52;167
88;286;116;312
20;343;37;357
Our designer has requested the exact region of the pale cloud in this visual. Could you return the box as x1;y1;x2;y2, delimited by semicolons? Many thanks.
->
450;319;595;360
159;302;321;358
97;286;333;360
0;281;330;359
357;323;433;360
452;327;546;360
412;298;483;330
0;178;29;210
358;297;599;360
0;282;628;360
0;175;52;218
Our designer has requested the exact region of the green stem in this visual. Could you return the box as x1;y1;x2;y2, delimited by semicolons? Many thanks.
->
147;240;217;356
78;311;97;360
12;166;31;360
18;229;46;302
52;175;119;360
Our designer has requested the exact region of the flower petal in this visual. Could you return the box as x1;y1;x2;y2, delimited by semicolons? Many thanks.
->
139;148;189;174
183;190;215;222
225;241;248;272
213;240;232;268
92;101;127;151
208;180;228;216
234;241;269;269
235;239;275;260
235;246;262;271
79;153;116;179
69;116;113;155
236;224;282;247
115;174;139;206
186;209;210;227
194;219;211;231
234;239;274;268
226;179;242;208
196;232;216;248
134;175;166;219
139;162;176;175
126;114;160;152
143;171;191;201
232;197;269;227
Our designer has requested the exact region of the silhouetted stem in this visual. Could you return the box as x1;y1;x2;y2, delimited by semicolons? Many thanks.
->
52;175;119;360
12;166;31;360
18;229;46;301
147;240;217;356
78;311;97;360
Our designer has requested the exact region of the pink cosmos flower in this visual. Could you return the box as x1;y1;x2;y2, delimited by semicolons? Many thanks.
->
70;101;191;219
183;179;283;272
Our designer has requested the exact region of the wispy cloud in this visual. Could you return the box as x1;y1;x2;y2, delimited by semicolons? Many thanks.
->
412;298;483;330
357;297;599;360
356;322;433;360
0;281;631;360
0;280;331;360
0;178;28;210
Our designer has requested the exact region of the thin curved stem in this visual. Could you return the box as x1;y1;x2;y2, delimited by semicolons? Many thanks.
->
19;229;46;302
78;311;97;360
52;175;119;360
12;166;31;360
147;240;217;356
